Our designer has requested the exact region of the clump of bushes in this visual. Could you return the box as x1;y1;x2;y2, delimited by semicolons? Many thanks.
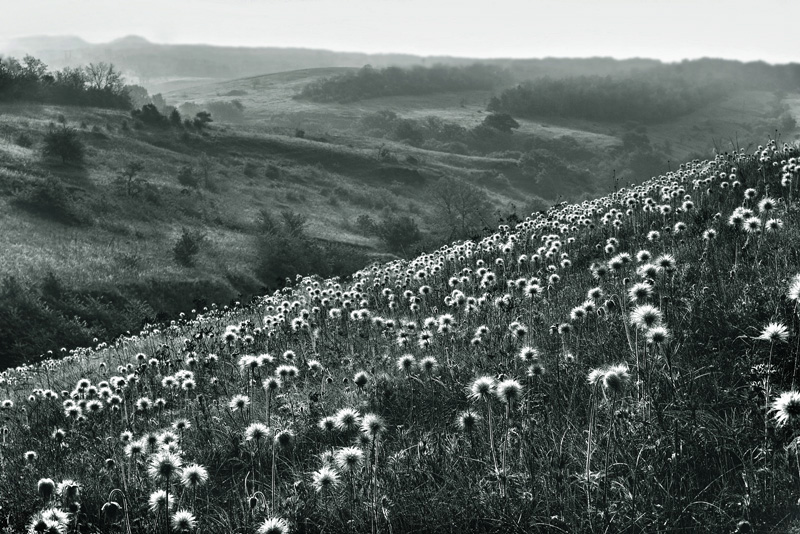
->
42;125;85;165
173;228;206;267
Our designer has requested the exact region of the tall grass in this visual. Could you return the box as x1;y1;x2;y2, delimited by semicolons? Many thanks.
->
1;140;800;533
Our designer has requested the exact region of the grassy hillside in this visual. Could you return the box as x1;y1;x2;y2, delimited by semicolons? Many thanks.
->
1;140;800;533
0;98;531;368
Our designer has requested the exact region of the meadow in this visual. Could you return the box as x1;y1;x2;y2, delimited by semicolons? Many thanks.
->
2;139;800;533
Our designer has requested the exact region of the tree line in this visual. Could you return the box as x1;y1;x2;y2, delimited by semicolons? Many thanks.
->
295;63;509;103
0;54;131;109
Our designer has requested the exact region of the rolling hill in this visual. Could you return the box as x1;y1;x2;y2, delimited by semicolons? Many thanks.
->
0;137;799;532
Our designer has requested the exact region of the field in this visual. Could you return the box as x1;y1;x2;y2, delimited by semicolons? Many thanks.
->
1;139;800;532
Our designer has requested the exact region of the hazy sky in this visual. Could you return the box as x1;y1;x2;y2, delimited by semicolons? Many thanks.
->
3;0;799;63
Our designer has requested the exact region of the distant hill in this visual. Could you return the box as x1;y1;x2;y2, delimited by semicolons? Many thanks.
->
3;35;664;92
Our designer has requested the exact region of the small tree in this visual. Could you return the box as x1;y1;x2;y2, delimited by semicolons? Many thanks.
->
176;165;199;189
376;215;422;256
173;228;204;267
118;161;145;196
193;111;212;130
169;108;182;127
42;125;85;165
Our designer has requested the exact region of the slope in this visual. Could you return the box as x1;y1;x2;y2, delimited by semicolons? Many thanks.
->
1;139;799;533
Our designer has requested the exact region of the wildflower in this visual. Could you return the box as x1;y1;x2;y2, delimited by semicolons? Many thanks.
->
628;282;653;303
495;379;523;404
788;274;800;302
125;439;146;458
274;429;295;449
180;464;208;488
229;395;251;412
602;364;630;396
136;397;152;412
630;304;663;330
318;416;336;432
587;369;605;386
245;423;270;443
56;480;79;501
419;356;438;375
397;354;416;374
334;446;364;473
263;377;281;393
147;451;183;483
758;197;777;213
24;450;38;463
519;346;539;363
360;413;386;439
765;218;784;232
743;216;762;233
772;391;800;426
353;371;369;389
646;326;671;345
257;517;290;534
468;376;496;402
744;188;758;200
148;489;174;514
457;410;481;431
172;419;191;432
38;478;56;501
171;510;197;532
757;322;789;343
334;408;361;433
311;466;341;494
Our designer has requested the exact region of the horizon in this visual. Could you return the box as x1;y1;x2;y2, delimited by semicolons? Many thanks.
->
3;0;800;65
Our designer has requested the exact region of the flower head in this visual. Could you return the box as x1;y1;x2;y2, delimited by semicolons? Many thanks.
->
772;391;800;427
757;322;789;344
257;517;289;534
311;466;341;494
171;510;197;532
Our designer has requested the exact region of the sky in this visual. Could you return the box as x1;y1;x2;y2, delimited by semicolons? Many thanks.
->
2;0;799;64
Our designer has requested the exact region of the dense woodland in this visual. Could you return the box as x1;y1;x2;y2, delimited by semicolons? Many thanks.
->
295;64;508;103
0;55;132;109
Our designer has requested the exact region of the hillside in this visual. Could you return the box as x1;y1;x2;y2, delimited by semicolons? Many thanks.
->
1;140;800;533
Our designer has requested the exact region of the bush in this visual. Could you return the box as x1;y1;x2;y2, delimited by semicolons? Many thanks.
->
11;176;87;225
14;132;33;148
177;165;199;189
173;228;205;267
42;125;85;165
375;215;422;256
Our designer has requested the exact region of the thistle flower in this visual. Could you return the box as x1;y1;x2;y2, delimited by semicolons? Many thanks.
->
24;450;38;463
257;517;289;534
495;379;523;404
245;423;270;443
788;274;800;302
334;446;364;473
334;408;361;433
758;196;777;213
527;362;546;377
757;322;789;343
419;356;438;375
229;394;250;412
274;429;295;449
180;464;208;488
263;377;281;392
360;413;386;439
468;376;496;402
771;391;800;427
311;466;341;494
628;282;653;303
353;371;369;389
148;489;174;514
56;480;79;501
38;478;56;501
743;216;762;233
171;510;197;532
318;416;336;432
646;326;671;345
602;364;630;396
396;354;416;374
147;451;183;483
457;410;481;431
630;304;663;330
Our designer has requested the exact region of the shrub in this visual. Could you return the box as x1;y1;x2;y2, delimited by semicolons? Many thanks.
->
177;165;199;189
173;228;205;267
14;132;33;148
42;125;85;165
11;176;87;225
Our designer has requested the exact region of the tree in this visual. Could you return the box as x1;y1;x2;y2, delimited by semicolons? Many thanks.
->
118;161;145;196
428;177;495;242
42;125;85;165
84;62;124;93
173;228;204;267
176;165;199;189
482;112;520;134
124;85;150;109
193;111;212;130
375;215;422;256
169;108;182;127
